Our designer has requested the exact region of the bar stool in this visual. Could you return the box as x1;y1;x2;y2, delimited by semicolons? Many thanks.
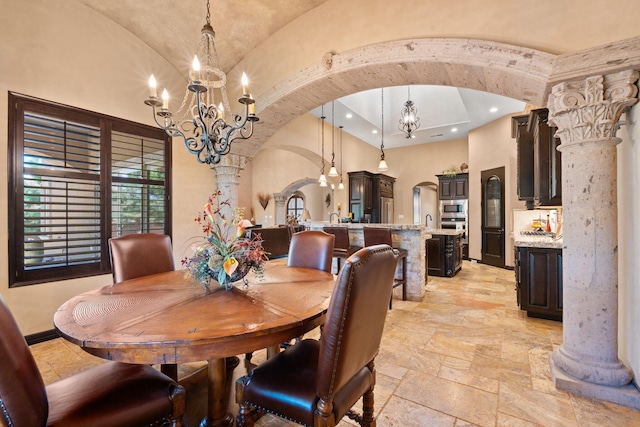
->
363;227;407;308
323;226;362;273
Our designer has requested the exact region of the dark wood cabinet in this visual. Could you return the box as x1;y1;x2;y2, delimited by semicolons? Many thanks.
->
437;173;468;200
512;109;562;207
348;171;395;223
426;233;462;277
512;115;535;209
530;109;562;206
515;246;563;321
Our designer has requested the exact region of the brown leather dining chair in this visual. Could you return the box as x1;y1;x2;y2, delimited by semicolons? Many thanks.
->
235;244;397;427
0;296;185;427
287;230;335;273
245;229;336;361
363;227;408;309
323;226;362;273
109;233;175;283
109;233;178;379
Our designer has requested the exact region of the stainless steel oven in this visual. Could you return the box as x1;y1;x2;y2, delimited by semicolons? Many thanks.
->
439;200;468;244
439;200;467;219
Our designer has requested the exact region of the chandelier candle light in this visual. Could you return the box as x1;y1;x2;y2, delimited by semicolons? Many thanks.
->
145;0;258;165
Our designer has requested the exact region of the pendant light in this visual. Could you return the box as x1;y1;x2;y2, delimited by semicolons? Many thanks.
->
377;88;389;172
338;125;345;190
328;101;339;177
318;105;328;187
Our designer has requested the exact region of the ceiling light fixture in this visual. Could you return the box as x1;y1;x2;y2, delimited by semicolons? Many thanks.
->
144;0;257;165
318;105;327;187
328;101;339;177
377;88;389;172
398;86;420;139
338;125;345;190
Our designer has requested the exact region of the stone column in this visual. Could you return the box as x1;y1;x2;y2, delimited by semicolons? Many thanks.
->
548;70;639;407
212;154;248;217
274;194;287;225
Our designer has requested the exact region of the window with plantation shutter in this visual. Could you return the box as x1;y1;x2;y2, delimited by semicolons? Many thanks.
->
8;93;171;287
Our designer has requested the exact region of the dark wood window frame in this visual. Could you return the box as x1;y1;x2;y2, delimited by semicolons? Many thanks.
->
8;92;172;287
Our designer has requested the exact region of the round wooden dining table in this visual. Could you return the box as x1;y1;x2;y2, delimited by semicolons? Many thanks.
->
54;261;335;427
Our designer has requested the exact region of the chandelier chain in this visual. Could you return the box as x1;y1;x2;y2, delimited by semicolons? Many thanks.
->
331;101;335;165
380;88;385;157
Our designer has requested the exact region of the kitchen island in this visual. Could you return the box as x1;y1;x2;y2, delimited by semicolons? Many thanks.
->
425;228;464;278
308;223;428;301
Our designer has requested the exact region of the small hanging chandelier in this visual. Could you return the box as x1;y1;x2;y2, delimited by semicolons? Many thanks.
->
338;125;345;190
144;0;258;165
318;106;328;187
378;89;389;172
328;101;339;177
398;86;420;139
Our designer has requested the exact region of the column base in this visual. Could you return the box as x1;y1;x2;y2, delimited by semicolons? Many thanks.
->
550;353;640;410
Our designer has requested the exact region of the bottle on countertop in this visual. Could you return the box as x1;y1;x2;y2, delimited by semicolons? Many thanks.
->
545;214;552;233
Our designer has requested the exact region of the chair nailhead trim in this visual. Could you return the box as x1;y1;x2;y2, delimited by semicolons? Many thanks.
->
0;398;14;427
245;402;310;427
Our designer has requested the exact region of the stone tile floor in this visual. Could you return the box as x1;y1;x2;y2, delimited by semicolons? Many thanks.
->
31;261;640;426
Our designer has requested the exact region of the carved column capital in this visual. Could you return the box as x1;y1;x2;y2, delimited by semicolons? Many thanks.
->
212;154;248;184
548;70;639;147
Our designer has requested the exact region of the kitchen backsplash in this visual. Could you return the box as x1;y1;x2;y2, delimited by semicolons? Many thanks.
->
512;208;562;237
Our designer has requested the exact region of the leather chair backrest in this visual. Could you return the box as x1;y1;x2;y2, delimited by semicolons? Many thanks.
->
363;227;393;247
323;227;350;251
316;244;396;399
250;227;291;259
287;230;335;273
0;296;48;426
109;233;175;283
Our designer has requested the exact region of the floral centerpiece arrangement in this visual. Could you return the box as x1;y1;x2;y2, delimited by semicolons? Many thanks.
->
182;191;268;291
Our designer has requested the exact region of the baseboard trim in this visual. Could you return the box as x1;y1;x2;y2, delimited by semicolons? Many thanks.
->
26;329;60;346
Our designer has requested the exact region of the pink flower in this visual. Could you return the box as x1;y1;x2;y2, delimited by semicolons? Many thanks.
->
203;202;215;223
223;257;238;276
236;219;253;238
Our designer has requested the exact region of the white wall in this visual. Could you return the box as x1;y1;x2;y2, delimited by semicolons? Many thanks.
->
468;114;522;265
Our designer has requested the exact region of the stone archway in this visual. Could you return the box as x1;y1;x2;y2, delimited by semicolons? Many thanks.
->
236;38;556;157
273;177;318;225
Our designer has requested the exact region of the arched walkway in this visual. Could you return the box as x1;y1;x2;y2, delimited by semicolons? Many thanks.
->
273;177;318;225
237;38;555;157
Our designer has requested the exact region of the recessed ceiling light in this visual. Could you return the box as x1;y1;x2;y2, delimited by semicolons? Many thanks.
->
451;128;458;132
411;134;416;139
372;129;378;134
345;113;353;119
489;107;498;113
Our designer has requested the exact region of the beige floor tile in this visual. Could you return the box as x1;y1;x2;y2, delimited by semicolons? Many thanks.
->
498;382;578;427
377;395;457;427
395;370;498;427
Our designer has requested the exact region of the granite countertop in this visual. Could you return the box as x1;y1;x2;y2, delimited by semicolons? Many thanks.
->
514;238;563;249
308;222;424;231
426;228;463;236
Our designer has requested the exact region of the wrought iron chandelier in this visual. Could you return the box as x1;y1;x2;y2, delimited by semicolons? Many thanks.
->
144;0;258;165
398;86;420;139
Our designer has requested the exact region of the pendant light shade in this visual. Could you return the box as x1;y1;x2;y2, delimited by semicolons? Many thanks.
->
377;158;389;171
